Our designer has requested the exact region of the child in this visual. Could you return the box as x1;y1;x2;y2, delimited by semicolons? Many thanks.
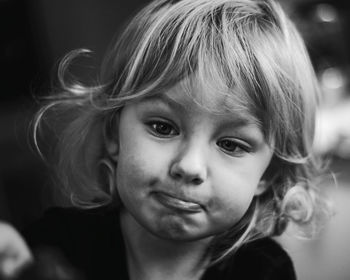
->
0;0;330;279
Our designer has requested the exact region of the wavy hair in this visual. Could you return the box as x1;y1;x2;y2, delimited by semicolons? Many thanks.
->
34;0;331;263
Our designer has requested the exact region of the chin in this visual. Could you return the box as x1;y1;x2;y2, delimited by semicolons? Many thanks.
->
145;218;214;242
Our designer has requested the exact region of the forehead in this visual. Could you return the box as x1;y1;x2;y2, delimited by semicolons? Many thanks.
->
144;77;261;127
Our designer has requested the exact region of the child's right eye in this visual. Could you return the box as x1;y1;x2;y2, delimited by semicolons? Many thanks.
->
146;120;179;137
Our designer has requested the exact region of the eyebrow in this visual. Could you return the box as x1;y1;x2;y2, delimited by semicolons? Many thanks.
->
140;94;186;111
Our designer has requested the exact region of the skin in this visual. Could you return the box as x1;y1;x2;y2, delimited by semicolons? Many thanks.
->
107;81;274;280
0;222;33;278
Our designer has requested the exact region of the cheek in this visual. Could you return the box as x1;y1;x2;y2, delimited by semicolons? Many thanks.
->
208;164;262;225
117;150;157;185
212;184;255;215
115;131;148;200
118;126;175;182
213;163;262;197
115;135;167;201
208;185;256;235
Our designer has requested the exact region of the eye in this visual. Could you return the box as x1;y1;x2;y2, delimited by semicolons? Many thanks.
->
147;120;179;137
217;138;251;156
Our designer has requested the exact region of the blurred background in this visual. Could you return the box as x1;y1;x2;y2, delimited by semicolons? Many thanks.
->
0;0;349;279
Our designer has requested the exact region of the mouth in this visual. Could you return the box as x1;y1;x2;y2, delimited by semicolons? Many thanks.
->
152;192;203;213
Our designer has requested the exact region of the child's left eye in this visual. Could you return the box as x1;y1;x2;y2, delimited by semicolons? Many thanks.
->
146;120;179;137
217;138;251;155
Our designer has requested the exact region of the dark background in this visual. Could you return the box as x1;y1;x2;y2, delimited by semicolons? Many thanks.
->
0;0;152;227
0;0;350;279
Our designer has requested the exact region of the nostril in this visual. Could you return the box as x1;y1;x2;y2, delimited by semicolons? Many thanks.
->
192;177;203;185
170;170;203;185
171;171;182;180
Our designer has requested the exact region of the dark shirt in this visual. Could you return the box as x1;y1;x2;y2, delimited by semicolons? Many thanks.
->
22;207;296;280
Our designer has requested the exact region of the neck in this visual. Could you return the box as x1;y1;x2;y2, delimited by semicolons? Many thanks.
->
120;210;212;280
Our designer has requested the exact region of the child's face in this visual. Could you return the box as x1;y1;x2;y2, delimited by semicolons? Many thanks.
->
111;82;273;241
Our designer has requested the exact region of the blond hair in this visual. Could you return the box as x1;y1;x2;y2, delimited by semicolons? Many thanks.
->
34;0;331;263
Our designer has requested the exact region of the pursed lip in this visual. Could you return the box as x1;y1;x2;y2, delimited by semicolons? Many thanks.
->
152;191;204;213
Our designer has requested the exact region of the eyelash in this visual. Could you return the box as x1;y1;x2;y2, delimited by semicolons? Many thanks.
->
146;119;252;156
146;120;179;137
216;138;251;156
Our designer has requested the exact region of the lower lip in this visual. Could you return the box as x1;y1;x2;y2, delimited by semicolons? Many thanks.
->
153;192;202;213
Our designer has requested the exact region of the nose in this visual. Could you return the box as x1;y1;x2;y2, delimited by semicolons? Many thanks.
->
169;142;207;185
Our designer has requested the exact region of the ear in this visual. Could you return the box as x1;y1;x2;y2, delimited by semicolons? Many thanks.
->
254;154;277;196
254;180;268;196
105;139;119;161
103;113;119;161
